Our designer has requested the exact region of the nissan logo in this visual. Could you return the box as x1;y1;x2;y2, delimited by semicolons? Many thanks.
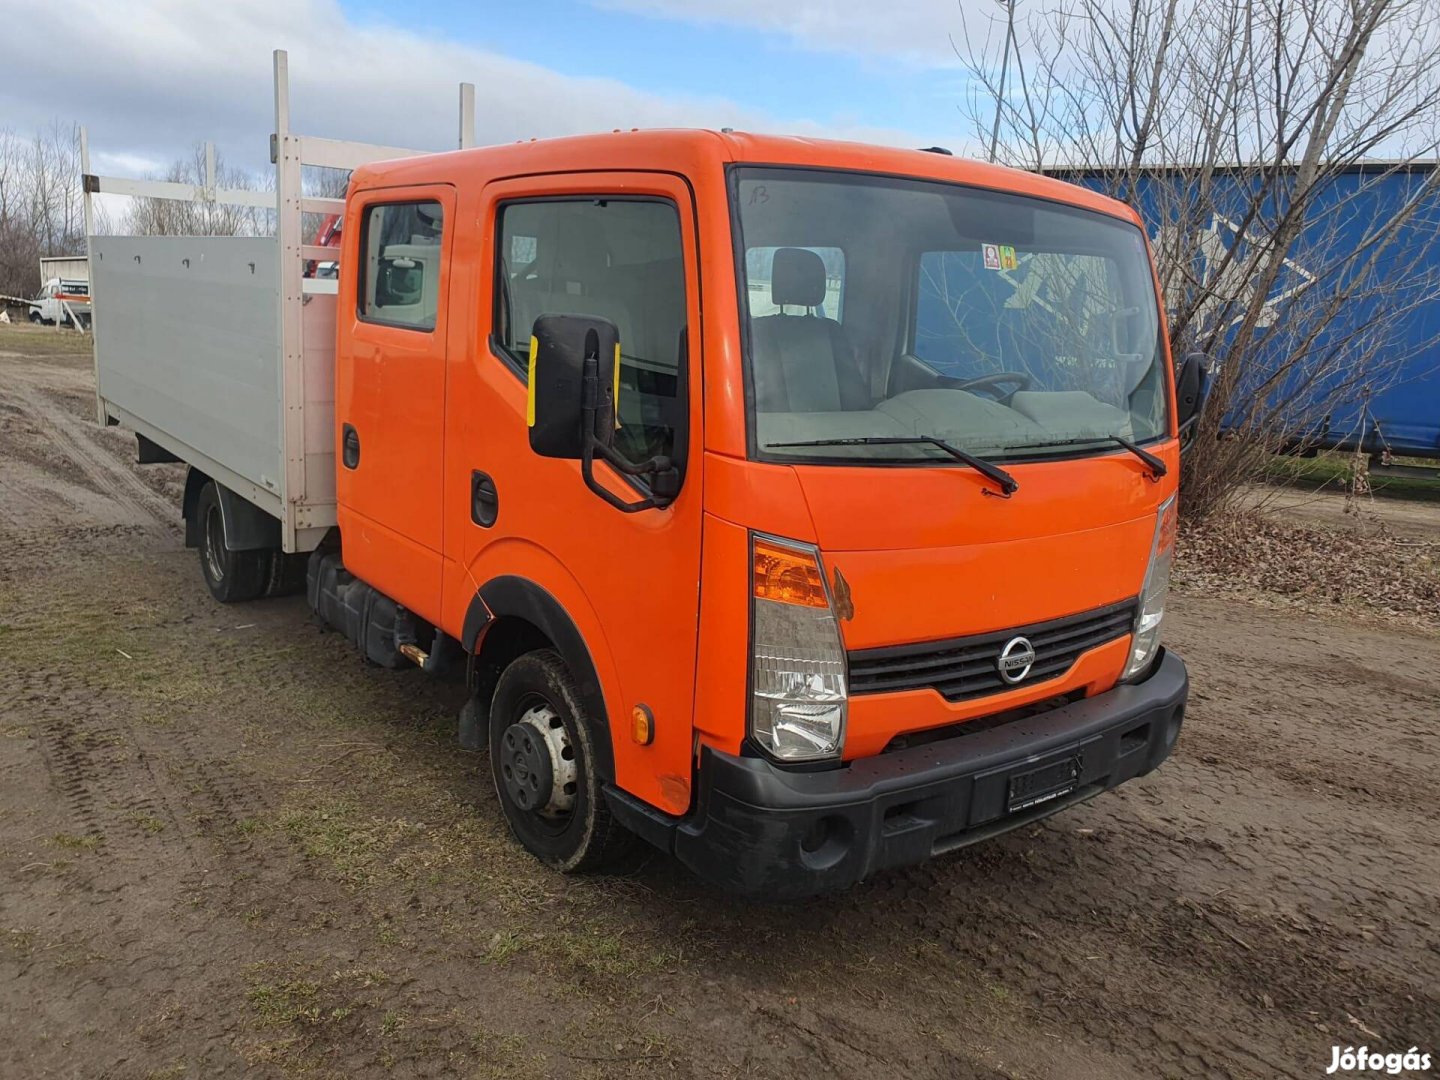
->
997;636;1036;684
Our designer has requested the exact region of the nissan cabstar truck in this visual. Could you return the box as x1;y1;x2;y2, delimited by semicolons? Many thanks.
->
84;52;1204;898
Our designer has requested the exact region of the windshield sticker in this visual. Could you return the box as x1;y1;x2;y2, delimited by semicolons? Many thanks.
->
982;243;1001;270
999;245;1019;271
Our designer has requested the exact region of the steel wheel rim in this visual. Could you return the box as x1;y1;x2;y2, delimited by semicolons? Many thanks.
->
203;503;226;582
502;695;579;833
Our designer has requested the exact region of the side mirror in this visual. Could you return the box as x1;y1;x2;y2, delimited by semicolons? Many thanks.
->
1175;352;1211;449
525;313;675;513
527;313;619;460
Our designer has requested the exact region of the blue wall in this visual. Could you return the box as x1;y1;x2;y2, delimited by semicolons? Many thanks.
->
1070;166;1440;457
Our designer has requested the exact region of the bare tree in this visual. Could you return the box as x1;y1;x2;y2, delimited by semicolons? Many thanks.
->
956;0;1440;517
123;144;270;237
121;151;349;250
0;122;89;303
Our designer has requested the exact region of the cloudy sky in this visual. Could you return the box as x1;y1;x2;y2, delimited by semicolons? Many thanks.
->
0;0;992;178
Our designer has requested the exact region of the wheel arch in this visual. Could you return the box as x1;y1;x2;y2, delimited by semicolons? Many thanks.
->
463;576;617;782
182;468;281;552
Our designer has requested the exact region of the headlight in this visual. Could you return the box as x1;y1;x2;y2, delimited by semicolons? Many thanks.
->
1123;494;1178;681
749;535;847;762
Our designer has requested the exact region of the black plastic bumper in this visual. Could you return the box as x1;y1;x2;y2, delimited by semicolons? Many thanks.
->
607;648;1188;900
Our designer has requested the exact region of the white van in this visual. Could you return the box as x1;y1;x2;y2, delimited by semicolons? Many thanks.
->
28;278;90;326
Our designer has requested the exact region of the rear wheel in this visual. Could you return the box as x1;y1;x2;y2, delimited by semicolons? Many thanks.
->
489;649;636;873
195;482;268;603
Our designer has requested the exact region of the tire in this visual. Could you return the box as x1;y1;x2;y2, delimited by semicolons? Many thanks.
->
195;482;268;603
28;311;42;324
489;649;636;873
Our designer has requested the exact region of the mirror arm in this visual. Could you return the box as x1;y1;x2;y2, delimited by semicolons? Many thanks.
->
579;359;675;513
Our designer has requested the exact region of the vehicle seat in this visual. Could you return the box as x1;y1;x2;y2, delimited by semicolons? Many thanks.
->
750;248;869;412
508;212;637;350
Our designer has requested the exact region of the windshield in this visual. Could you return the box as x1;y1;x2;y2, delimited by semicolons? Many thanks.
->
732;167;1168;463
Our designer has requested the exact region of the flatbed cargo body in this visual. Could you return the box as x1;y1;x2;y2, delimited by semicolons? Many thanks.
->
90;235;338;548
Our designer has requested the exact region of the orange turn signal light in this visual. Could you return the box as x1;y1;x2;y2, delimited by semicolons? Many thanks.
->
752;538;828;609
631;704;655;746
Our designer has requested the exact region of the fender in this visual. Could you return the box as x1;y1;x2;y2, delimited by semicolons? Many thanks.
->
462;575;616;781
182;467;282;551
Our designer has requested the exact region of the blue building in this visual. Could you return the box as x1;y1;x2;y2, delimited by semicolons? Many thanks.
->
1058;163;1440;459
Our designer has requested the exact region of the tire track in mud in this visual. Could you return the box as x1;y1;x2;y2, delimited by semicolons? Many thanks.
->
5;383;175;532
33;706;184;854
843;780;1438;1080
165;726;269;855
867;850;1307;1080
30;693;275;878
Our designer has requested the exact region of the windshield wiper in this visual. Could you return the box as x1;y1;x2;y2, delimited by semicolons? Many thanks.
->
1024;435;1168;481
765;436;1019;497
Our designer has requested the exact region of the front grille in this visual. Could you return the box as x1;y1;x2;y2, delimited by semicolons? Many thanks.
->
848;599;1137;702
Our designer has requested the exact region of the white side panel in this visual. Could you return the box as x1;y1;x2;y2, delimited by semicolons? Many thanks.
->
301;292;337;518
39;256;90;283
91;236;283;500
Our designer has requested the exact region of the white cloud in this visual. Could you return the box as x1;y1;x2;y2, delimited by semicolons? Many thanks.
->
0;0;927;179
591;0;994;66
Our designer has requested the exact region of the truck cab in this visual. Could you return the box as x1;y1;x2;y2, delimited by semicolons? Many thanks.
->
320;131;1191;896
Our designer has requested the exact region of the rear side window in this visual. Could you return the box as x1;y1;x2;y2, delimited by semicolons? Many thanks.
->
359;200;444;331
494;197;688;468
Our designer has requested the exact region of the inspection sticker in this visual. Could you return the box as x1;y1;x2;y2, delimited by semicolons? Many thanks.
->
999;244;1018;270
982;243;1001;270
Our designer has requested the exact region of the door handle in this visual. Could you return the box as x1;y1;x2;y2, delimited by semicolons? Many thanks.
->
342;424;360;469
471;471;499;527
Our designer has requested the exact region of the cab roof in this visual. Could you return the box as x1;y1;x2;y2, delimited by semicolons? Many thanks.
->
350;128;1144;227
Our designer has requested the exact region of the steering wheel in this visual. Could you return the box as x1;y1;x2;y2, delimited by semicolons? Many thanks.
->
948;371;1032;398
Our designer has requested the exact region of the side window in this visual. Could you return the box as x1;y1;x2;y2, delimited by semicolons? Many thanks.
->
494;198;688;467
359;200;444;331
745;245;844;320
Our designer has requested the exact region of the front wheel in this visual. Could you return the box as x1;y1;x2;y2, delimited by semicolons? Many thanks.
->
195;482;268;603
28;311;43;324
489;650;637;873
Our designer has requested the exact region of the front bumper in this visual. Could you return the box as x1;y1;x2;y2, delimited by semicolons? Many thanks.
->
609;649;1188;900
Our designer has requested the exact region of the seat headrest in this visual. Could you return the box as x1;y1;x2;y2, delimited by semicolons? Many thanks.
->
771;247;826;309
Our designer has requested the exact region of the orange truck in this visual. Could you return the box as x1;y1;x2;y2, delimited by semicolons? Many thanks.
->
85;53;1205;898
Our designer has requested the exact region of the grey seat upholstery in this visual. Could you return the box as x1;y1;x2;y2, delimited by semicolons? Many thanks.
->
509;212;637;350
751;248;869;412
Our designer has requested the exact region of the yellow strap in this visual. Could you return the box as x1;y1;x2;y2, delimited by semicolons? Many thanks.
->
526;336;538;426
613;341;622;430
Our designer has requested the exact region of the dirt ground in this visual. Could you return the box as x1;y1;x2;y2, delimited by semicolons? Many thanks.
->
1257;484;1440;543
2;326;1437;1080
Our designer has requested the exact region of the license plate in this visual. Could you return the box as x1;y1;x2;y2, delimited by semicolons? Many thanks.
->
1007;755;1081;813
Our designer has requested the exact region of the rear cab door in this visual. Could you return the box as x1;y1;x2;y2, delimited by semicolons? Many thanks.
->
336;183;456;622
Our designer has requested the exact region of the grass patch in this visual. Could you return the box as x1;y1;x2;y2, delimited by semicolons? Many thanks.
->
1265;451;1440;502
470;1029;532;1073
127;812;166;834
51;832;102;851
0;323;93;357
275;800;408;885
247;979;324;1027
483;929;529;965
542;926;679;981
379;1011;405;1037
0;582;222;715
